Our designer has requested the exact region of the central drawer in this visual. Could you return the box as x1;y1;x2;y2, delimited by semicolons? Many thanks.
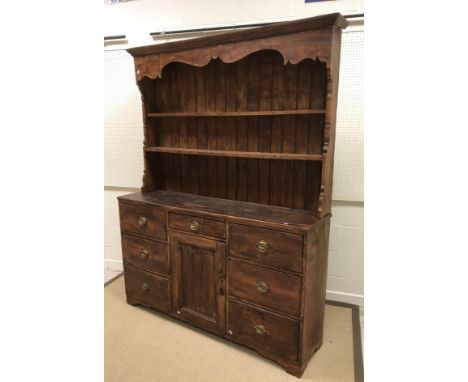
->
228;259;302;317
169;212;226;240
229;224;303;273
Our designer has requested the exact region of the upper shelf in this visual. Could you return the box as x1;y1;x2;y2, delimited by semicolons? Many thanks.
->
147;109;326;118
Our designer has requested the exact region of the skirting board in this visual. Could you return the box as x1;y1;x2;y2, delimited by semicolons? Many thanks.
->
326;290;364;308
104;259;364;309
104;259;123;272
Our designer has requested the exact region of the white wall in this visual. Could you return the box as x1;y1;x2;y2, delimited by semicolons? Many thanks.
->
104;188;130;272
104;0;363;44
104;0;364;308
327;202;363;306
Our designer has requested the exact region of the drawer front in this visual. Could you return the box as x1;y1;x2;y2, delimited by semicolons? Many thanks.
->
119;202;166;241
122;233;169;275
227;298;299;361
228;259;302;317
169;212;226;240
124;264;170;313
229;224;303;273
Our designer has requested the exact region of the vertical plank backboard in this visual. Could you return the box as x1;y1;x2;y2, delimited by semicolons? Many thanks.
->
104;30;364;202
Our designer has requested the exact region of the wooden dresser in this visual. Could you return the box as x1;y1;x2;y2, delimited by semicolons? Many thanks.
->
118;13;347;377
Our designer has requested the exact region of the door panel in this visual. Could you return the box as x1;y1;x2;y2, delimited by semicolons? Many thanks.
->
171;232;226;334
180;243;216;318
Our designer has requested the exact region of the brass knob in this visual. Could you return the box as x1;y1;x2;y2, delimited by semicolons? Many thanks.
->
138;216;148;226
256;281;269;293
141;282;149;291
254;324;266;335
256;240;270;253
189;220;200;232
139;248;149;258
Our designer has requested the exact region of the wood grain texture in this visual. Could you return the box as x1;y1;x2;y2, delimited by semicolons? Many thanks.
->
133;29;333;80
119;201;167;241
144;147;323;160
229;223;303;273
142;49;328;213
300;217;331;367
124;264;171;313
227;298;300;362
130;14;347;81
318;27;342;219
139;78;157;192
228;258;302;317
120;199;333;377
128;13;347;57
119;191;317;231
168;212;226;240
225;62;238;201
122;233;170;276
122;14;346;377
170;232;226;335
147;109;325;117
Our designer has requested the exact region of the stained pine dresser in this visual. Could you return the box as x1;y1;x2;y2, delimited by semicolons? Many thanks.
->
118;13;347;377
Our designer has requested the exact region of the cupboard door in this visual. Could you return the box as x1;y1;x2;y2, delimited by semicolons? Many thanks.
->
170;232;226;335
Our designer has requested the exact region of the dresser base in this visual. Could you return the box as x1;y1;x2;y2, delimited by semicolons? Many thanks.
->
119;191;330;378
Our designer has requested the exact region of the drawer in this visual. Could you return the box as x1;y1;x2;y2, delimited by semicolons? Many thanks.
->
122;233;170;276
169;212;226;240
227;298;299;361
119;202;166;241
228;259;302;317
124;264;171;313
229;224;303;273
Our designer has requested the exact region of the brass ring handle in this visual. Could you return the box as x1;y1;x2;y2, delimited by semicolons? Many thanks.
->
138;216;148;226
256;281;269;293
139;248;149;258
254;324;266;335
141;282;149;291
256;240;270;253
189;220;200;232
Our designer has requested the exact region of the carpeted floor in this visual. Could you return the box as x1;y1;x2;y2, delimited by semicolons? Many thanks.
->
105;274;363;382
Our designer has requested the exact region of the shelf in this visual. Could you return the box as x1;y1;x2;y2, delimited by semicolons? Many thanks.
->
144;147;323;161
147;109;325;118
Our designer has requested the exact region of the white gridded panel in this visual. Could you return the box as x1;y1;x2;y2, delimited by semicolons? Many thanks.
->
104;50;144;188
333;30;364;202
104;31;364;201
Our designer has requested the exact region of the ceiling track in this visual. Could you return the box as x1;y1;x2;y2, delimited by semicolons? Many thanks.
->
104;14;364;40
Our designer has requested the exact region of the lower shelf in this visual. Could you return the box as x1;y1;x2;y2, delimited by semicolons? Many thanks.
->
144;146;323;161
